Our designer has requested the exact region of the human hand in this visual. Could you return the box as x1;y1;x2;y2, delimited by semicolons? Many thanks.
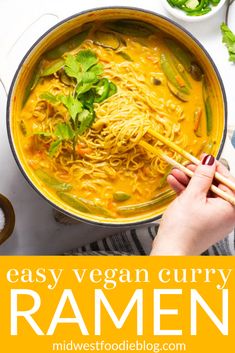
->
151;155;235;256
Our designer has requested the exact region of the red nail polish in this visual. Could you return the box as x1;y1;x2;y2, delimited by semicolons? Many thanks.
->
202;154;215;166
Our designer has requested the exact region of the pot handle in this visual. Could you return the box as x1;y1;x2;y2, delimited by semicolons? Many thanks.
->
0;12;59;95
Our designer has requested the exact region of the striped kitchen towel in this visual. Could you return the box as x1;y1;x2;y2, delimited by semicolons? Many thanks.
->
63;225;158;256
63;226;235;256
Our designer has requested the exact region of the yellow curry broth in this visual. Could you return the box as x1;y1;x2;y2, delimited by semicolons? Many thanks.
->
16;20;221;219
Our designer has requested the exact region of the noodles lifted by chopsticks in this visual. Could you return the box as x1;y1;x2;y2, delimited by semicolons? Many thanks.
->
18;20;217;217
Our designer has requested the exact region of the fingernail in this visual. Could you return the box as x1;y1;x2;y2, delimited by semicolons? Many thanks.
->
202;154;215;166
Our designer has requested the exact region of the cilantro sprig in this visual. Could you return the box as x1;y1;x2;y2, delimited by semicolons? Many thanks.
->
38;49;117;157
221;0;235;63
49;123;75;156
221;23;235;62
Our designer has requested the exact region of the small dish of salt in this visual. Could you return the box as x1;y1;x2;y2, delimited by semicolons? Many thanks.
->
0;193;15;245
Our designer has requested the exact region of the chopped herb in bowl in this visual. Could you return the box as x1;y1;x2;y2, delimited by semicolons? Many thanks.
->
162;0;226;22
166;0;223;17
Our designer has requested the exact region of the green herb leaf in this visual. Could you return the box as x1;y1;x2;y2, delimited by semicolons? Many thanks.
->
82;71;98;83
76;83;95;96
40;92;58;104
76;49;98;72
54;123;75;140
221;23;235;62
64;54;82;82
77;109;95;135
59;94;83;121
49;140;62;157
45;49;118;157
89;63;103;76
64;50;101;90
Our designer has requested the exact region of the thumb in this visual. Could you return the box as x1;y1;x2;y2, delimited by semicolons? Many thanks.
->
185;154;216;197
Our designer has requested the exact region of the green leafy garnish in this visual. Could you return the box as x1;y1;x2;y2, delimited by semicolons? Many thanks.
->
54;123;75;140
39;49;117;158
89;63;103;76
77;110;95;135
76;49;98;72
64;54;83;82
49;140;62;157
48;123;75;157
59;94;83;121
76;83;95;96
64;50;102;85
221;23;235;62
64;50;103;96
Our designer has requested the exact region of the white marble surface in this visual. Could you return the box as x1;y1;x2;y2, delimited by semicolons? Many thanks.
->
0;0;234;254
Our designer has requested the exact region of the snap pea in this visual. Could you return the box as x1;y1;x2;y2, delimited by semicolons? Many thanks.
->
205;97;213;135
117;51;133;61
166;39;203;82
106;20;156;38
117;189;176;215
171;55;192;88
160;53;189;95
23;61;42;106
41;58;65;77
202;76;213;136
167;81;189;102
45;27;91;60
94;31;121;50
35;170;72;191
78;198;113;217
57;192;91;213
113;191;131;202
58;192;113;217
165;38;193;72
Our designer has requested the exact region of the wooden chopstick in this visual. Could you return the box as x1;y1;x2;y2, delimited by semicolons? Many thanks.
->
147;128;235;192
139;139;235;206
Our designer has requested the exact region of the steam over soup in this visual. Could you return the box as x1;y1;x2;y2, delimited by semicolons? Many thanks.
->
16;20;220;220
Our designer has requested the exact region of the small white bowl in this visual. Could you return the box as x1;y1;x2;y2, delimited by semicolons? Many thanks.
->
161;0;226;22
